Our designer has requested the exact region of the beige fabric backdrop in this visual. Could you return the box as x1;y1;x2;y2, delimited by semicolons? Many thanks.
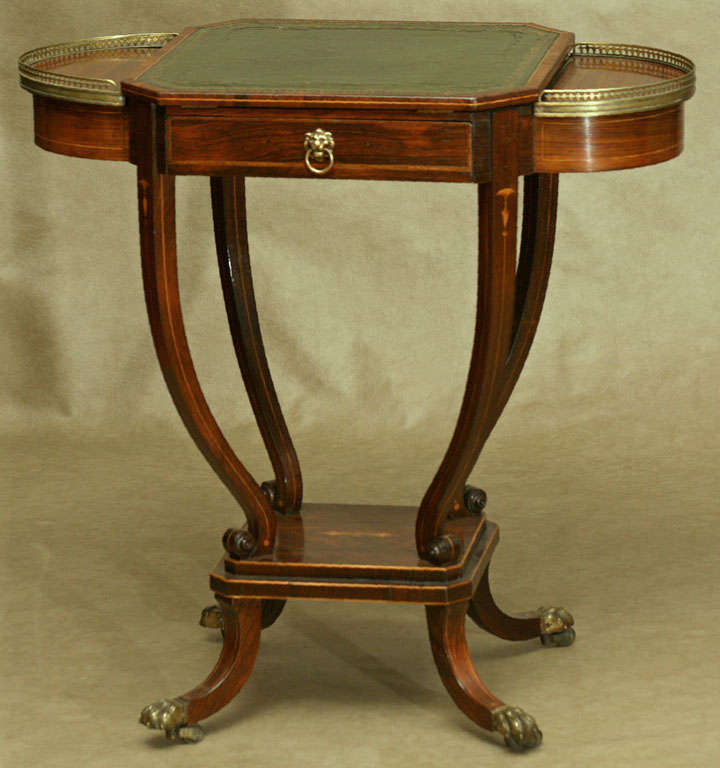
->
2;2;718;766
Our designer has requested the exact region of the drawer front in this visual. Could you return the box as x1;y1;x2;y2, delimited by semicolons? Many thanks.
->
164;114;475;181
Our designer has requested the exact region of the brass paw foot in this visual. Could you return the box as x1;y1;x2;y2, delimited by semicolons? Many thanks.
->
491;705;542;751
199;605;224;631
538;606;576;647
139;698;205;743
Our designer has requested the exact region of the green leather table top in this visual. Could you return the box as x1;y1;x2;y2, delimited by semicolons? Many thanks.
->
137;20;560;97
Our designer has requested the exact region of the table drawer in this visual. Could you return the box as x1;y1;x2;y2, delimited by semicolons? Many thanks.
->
164;114;474;181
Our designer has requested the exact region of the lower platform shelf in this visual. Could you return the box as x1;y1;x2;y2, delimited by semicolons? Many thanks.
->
210;502;497;604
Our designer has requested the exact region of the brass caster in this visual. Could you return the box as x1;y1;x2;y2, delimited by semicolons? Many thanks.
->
538;606;575;647
491;705;543;751
169;724;205;743
140;697;204;743
541;627;576;647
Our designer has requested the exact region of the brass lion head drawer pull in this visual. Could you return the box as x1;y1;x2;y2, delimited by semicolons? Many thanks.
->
304;128;335;175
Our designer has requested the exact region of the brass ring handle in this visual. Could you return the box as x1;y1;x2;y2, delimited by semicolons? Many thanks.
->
304;128;335;175
304;147;334;175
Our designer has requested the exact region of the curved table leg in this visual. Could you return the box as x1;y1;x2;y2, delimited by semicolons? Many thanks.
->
492;172;559;436
135;104;275;555
211;176;302;513
140;598;262;742
417;169;559;561
467;567;575;646
416;110;521;560
426;601;543;751
460;176;574;647
447;174;558;521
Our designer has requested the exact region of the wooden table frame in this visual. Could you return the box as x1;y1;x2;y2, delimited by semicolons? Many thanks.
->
18;20;695;752
132;96;572;750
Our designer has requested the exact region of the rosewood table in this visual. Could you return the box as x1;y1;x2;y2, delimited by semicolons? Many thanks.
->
19;20;695;751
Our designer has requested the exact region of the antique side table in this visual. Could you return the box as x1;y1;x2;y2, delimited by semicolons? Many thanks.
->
19;20;694;751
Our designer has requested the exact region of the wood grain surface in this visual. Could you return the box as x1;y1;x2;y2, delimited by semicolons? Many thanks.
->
416;109;521;558
211;509;498;604
166;112;475;181
211;175;303;512
133;100;277;555
534;105;684;173
182;597;262;723
32;95;128;160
